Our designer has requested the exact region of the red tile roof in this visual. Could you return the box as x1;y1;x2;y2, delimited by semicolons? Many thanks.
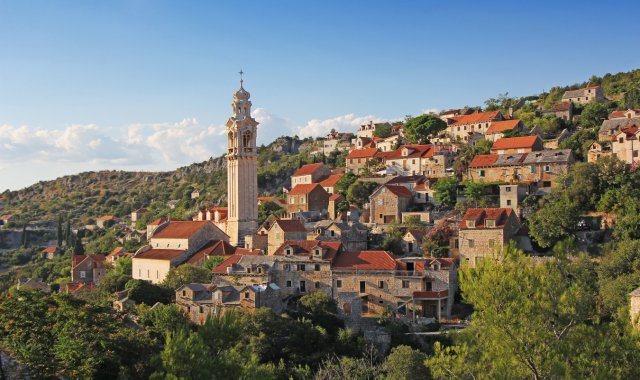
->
459;208;514;229
332;250;398;270
347;148;379;159
485;119;521;134
381;144;432;160
319;173;344;187
449;111;501;126
491;136;540;151
292;163;326;177
329;193;344;201
272;219;307;233
186;240;261;265
152;221;210;239
148;217;168;226
212;254;243;273
107;246;127;257
289;183;324;195
383;185;413;198
134;249;185;260
469;154;499;167
42;246;58;254
550;102;572;112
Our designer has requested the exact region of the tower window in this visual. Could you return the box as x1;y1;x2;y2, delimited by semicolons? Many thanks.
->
242;131;252;148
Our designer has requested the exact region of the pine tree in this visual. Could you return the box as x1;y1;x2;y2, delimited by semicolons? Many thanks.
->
56;215;63;247
73;231;85;255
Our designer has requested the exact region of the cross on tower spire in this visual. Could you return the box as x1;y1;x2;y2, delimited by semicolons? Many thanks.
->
238;69;244;85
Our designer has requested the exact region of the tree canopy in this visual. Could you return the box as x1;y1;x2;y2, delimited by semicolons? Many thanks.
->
404;114;447;144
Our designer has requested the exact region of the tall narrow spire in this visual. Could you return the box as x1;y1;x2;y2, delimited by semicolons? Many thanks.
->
238;69;244;87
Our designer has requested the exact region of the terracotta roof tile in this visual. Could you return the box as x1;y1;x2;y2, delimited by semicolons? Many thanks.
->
134;249;185;260
289;183;324;195
491;136;540;151
273;240;342;260
459;208;514;229
347;148;379;159
332;250;398;270
329;193;344;201
485;120;521;134
449;111;501;126
384;185;413;198
292;163;326;177
152;221;210;239
469;154;499;167
319;174;344;187
212;254;243;273
550;102;572;112
272;219;307;233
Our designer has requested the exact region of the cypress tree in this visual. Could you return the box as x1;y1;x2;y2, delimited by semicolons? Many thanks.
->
56;214;63;247
21;224;28;248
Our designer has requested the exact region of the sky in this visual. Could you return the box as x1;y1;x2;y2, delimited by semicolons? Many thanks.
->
1;0;639;190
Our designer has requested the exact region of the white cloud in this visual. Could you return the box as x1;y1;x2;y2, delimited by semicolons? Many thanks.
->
294;114;387;138
421;108;440;115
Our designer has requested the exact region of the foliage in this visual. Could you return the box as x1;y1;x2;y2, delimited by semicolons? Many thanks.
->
474;138;492;154
335;172;358;197
347;181;378;208
203;255;226;271
162;265;211;291
381;224;404;256
258;200;285;225
528;193;579;248
382;345;428;380
462;181;485;207
427;248;640;379
138;303;188;335
125;279;172;305
297;292;343;334
597;240;640;319
580;101;610;129
404;114;447;144
373;123;392;138
433;177;458;207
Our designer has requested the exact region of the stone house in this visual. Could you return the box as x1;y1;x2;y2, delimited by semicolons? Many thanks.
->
541;102;574;121
611;125;639;164
107;246;131;264
131;208;147;224
185;240;261;266
176;282;283;324
267;219;308;254
42;246;59;260
322;132;353;155
490;135;544;154
331;251;457;320
271;240;343;297
484;119;524;141
213;254;277;286
468;149;574;192
311;220;369;251
380;145;454;178
327;193;345;219
132;220;229;284
599;117;640;141
319;173;344;194
286;183;330;218
402;230;426;256
356;121;390;138
376;135;402;152
291;163;331;188
587;141;612;163
444;111;503;142
609;109;640;120
71;254;107;284
499;184;528;213
346;148;380;174
369;184;413;224
146;217;169;237
458;208;521;267
561;85;605;104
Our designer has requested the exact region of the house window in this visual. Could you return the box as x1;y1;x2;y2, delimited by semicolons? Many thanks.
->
286;280;292;288
300;281;306;292
336;280;342;288
378;280;384;289
330;230;335;237
315;281;321;289
485;220;495;228
478;170;485;177
289;198;295;204
544;165;551;172
244;292;250;299
147;270;150;278
182;290;186;297
298;264;305;271
507;199;512;206
543;181;552;188
315;264;321;271
80;271;86;279
359;281;366;293
505;186;511;192
402;280;410;288
466;220;475;228
454;239;459;249
156;270;159;279
468;239;475;248
246;268;251;273
300;196;305;204
530;166;536;173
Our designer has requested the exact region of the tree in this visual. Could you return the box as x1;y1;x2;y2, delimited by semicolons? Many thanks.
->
126;279;172;305
463;181;484;207
335;172;357;197
258;200;284;225
57;214;63;247
474;139;493;154
162;265;211;291
346;181;378;208
426;247;640;379
580;102;609;129
528;194;579;248
155;327;214;379
373;123;392;138
139;303;188;335
598;240;640;319
203;256;226;271
433;177;458;207
73;230;85;255
298;292;342;333
383;345;428;380
404;114;447;144
21;225;28;248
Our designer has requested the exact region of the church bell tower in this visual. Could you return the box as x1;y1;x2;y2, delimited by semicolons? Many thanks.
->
225;72;259;246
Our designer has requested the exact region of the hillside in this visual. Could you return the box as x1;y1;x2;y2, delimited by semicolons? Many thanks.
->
0;136;321;228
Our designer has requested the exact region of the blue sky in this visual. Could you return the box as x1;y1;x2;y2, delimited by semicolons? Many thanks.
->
1;0;639;190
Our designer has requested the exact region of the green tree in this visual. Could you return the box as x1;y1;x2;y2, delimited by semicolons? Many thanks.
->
404;114;447;144
580;101;610;129
162;265;211;291
383;345;428;380
139;303;188;335
126;279;172;305
346;181;378;208
156;327;214;380
528;194;579;248
298;292;342;333
335;172;358;197
463;182;484;207
598;240;640;319
433;177;458;207
258;200;284;225
57;214;63;247
373;123;392;138
474;139;493;154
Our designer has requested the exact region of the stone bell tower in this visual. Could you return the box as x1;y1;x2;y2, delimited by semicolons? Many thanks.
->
225;73;259;246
